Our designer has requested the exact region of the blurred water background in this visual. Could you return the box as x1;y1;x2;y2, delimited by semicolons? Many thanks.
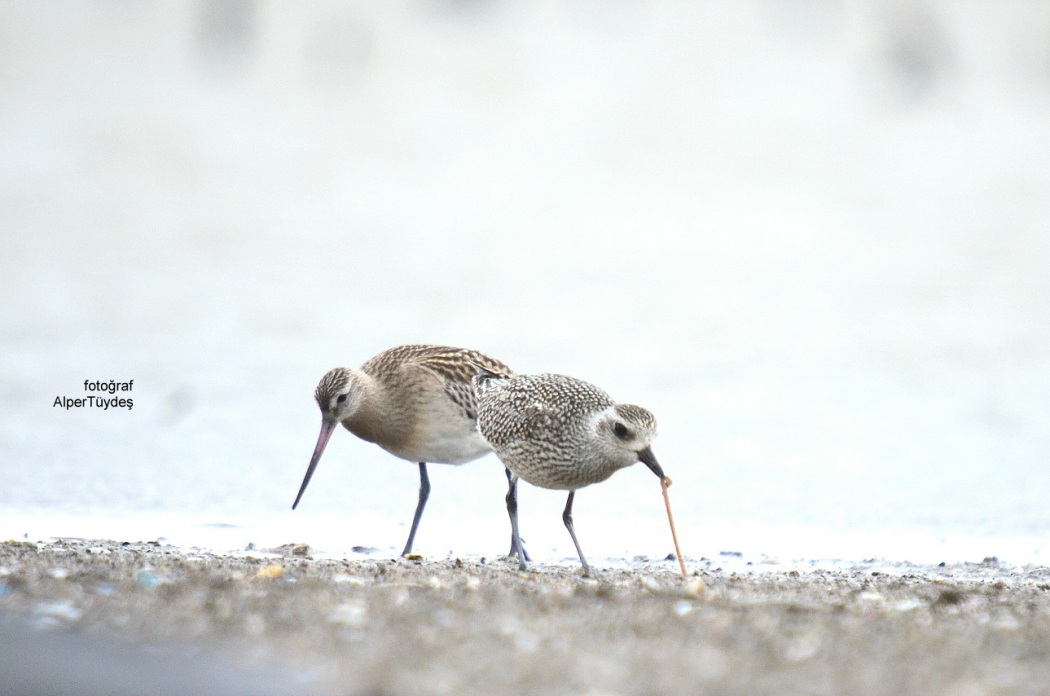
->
2;1;1048;566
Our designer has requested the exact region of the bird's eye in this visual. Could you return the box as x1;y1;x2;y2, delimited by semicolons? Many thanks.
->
336;394;348;404
613;422;630;440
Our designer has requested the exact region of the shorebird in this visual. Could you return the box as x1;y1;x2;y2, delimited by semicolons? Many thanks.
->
292;344;524;557
474;370;666;576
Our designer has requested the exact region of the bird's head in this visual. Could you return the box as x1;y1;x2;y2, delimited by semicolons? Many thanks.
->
314;367;365;423
595;403;664;477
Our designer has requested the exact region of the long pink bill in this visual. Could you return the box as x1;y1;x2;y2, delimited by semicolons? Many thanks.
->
292;418;337;510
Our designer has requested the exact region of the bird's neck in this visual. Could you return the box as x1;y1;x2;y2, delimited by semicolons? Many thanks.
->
342;371;404;447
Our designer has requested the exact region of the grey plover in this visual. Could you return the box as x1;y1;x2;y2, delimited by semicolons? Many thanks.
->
293;344;523;557
473;370;669;576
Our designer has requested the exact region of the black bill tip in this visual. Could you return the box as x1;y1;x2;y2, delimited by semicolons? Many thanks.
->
638;446;665;480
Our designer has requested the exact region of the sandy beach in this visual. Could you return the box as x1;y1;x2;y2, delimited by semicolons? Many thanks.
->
3;538;1050;696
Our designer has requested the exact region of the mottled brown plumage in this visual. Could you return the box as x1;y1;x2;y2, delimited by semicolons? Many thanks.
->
294;345;515;557
474;371;664;575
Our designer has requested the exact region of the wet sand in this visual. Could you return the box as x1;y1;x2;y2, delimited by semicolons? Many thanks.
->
2;539;1050;696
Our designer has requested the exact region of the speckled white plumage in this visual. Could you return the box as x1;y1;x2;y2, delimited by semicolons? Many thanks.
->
474;370;666;575
475;373;658;489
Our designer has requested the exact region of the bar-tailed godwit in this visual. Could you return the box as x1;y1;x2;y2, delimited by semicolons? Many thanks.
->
293;344;520;557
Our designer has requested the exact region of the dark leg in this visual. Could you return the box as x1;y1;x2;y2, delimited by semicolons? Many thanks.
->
562;490;591;577
505;468;530;562
505;471;527;571
401;462;430;556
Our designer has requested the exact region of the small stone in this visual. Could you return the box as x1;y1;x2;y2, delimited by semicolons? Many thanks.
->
273;543;310;557
35;600;82;622
934;589;965;606
683;578;705;596
327;601;368;627
256;564;284;579
135;568;159;587
783;633;821;662
639;576;661;591
892;599;924;612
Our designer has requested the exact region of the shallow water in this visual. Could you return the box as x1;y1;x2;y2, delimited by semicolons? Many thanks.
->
1;2;1048;566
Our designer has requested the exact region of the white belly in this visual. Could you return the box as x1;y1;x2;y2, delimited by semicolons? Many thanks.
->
383;421;492;465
